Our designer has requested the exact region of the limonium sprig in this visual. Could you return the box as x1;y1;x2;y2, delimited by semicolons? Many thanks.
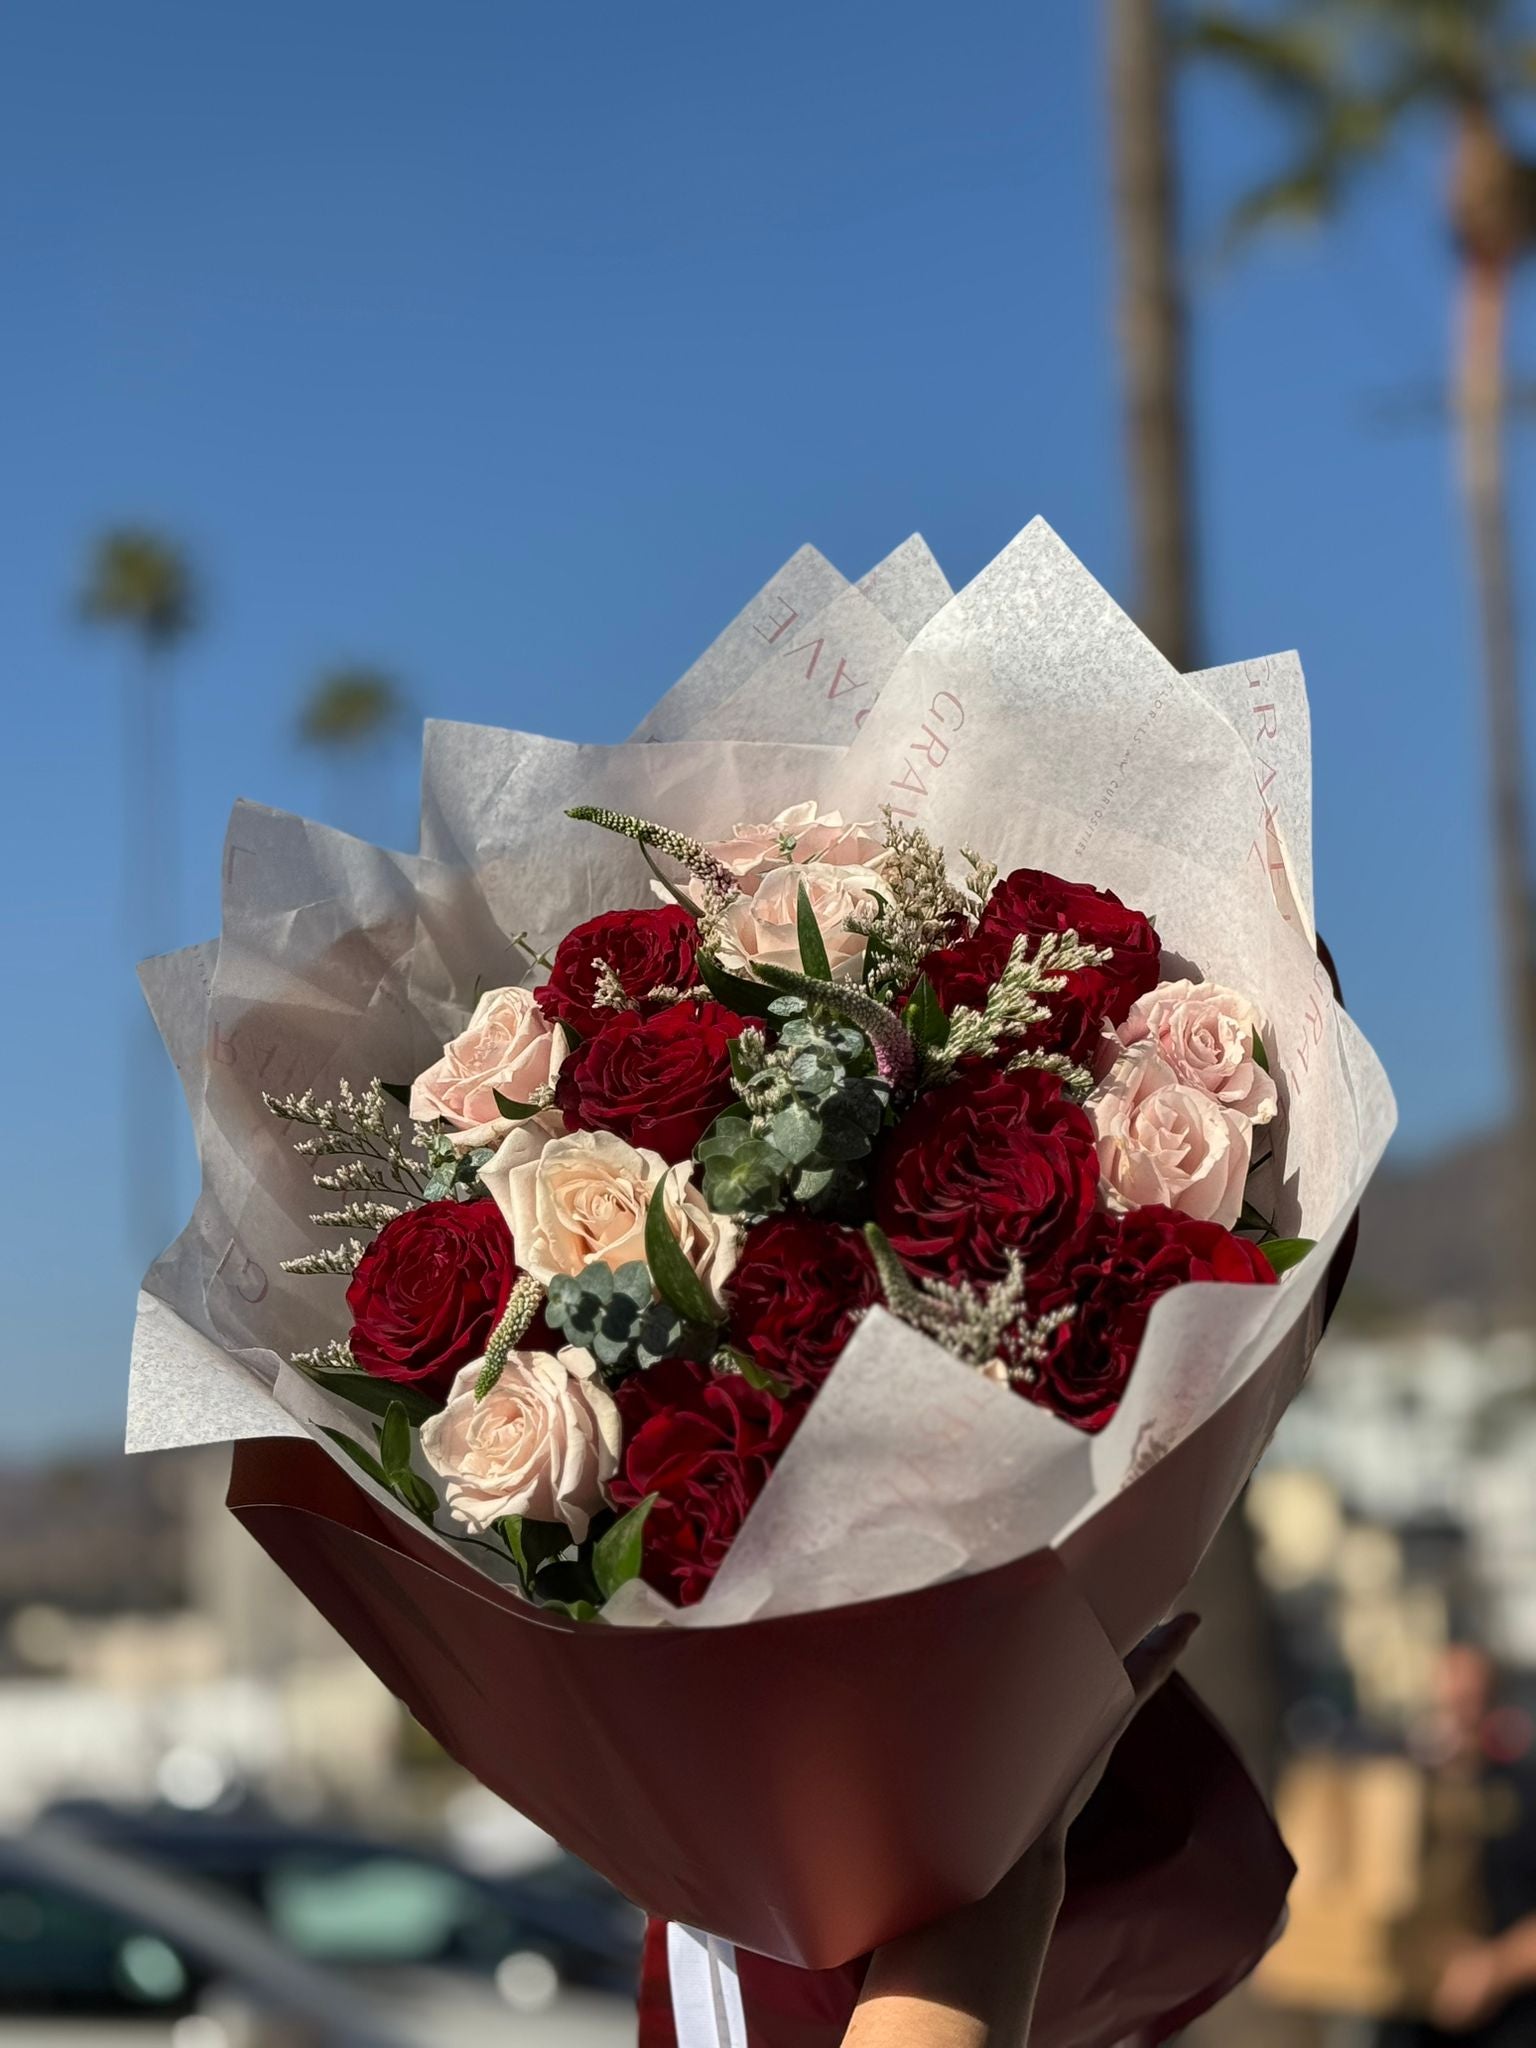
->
849;811;989;1000
920;930;1112;1096
862;1224;1074;1384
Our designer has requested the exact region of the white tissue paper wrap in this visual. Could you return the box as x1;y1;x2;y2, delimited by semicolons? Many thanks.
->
130;517;1395;1636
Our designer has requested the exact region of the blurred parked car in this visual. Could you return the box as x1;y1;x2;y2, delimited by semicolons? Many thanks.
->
38;1802;642;2002
0;1824;635;2046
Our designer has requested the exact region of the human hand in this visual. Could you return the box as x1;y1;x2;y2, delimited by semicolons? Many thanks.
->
1431;1941;1511;2033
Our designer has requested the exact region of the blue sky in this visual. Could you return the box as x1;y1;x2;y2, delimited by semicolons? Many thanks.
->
2;1;1531;1451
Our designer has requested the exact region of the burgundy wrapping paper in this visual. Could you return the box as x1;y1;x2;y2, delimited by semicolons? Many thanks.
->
637;1678;1294;2048
228;988;1355;2033
230;1436;1295;2044
227;1304;1312;1963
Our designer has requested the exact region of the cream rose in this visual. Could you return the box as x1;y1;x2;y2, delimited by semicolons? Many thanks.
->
491;1128;738;1300
1113;979;1278;1125
420;1346;620;1540
703;803;887;893
410;986;565;1135
713;860;882;982
1089;1043;1252;1227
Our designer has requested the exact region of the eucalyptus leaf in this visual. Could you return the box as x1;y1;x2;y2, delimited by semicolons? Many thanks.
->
768;1102;821;1165
1252;1033;1271;1075
645;1179;723;1327
593;1494;656;1600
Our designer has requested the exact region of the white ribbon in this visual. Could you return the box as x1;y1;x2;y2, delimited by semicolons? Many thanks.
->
667;1922;748;2048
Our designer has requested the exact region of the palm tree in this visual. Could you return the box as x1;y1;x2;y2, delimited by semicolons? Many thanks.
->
297;666;410;837
1185;0;1536;1315
82;528;197;1261
1107;0;1201;670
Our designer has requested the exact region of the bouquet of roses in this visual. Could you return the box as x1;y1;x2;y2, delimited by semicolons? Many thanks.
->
270;801;1297;1624
132;519;1394;2048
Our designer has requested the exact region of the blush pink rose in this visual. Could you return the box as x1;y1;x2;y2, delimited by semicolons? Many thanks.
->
701;804;887;894
1112;979;1278;1125
713;860;882;981
1088;1043;1252;1228
410;986;564;1135
419;1345;621;1540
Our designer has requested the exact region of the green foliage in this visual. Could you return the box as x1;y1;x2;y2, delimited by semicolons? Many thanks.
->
544;1260;706;1376
321;1404;438;1525
80;528;195;648
501;1514;572;1585
420;1129;492;1202
1182;1;1536;255
308;1368;440;1428
696;1115;796;1218
593;1495;656;1600
903;974;951;1051
298;668;408;750
697;1000;891;1220
645;1180;725;1326
492;1090;547;1121
1261;1235;1317;1274
795;879;833;980
695;949;780;1019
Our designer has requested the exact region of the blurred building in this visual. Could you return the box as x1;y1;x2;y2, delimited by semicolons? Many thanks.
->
0;1447;403;1826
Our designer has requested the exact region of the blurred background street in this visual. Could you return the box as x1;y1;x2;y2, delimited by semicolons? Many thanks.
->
6;2;1536;2042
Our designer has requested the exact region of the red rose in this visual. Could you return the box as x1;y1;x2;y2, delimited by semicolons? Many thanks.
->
611;1359;805;1607
555;999;746;1163
537;907;700;1039
1027;1207;1277;1433
920;868;1160;1060
873;1065;1098;1284
346;1199;519;1398
726;1218;880;1389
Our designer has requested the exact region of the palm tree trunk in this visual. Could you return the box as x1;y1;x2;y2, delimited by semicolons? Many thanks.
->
1456;253;1536;1317
1106;0;1198;671
123;642;177;1262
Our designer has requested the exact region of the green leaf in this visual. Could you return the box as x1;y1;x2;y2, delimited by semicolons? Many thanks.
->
492;1090;544;1121
904;974;950;1050
538;1597;600;1623
796;879;833;981
320;1428;389;1487
645;1178;723;1327
768;1102;821;1164
389;1470;439;1524
378;1401;412;1478
379;1080;414;1109
1251;1032;1270;1075
307;1370;441;1429
593;1494;656;1600
717;1346;792;1397
531;1557;602;1610
1261;1236;1315;1276
500;1515;572;1585
696;949;778;1020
